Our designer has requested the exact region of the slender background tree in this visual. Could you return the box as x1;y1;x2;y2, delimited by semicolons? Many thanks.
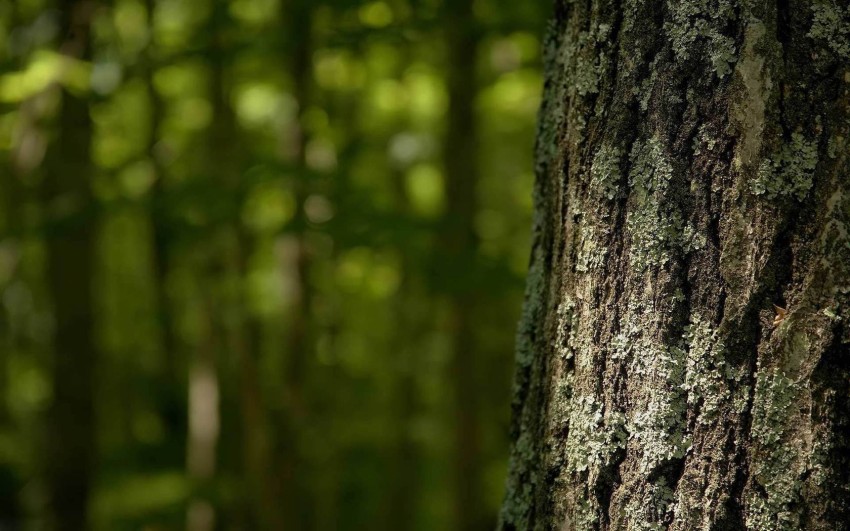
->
43;1;97;528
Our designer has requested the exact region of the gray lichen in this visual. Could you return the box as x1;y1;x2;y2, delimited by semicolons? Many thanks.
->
576;226;612;273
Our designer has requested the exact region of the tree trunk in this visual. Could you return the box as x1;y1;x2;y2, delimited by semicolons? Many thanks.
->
500;1;850;530
144;0;182;404
185;300;219;531
442;0;487;529
0;19;26;516
386;137;424;531
43;1;97;529
275;1;316;528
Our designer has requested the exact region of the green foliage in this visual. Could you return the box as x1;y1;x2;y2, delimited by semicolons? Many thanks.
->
0;0;548;528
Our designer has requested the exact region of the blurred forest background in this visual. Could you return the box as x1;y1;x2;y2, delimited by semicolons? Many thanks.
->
0;0;547;529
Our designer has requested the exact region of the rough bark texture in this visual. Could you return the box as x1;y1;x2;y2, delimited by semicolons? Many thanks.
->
499;0;850;530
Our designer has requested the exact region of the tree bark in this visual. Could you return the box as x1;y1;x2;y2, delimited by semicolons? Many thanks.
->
500;1;850;530
43;1;97;529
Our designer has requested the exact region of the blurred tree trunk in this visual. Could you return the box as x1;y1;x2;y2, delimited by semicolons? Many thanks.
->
185;297;219;531
0;121;16;426
205;5;282;528
275;0;315;528
0;97;28;530
43;1;97;529
386;262;423;531
143;0;188;457
0;55;23;523
386;147;423;531
144;0;181;405
442;0;486;529
500;1;850;530
184;8;233;530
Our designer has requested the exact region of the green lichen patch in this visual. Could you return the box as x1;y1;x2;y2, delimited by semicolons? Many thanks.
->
666;0;738;77
554;296;577;359
571;498;599;530
590;144;623;200
709;36;738;78
499;430;538;526
514;233;548;371
808;1;850;59
623;479;677;531
752;131;820;201
827;135;846;159
575;227;609;273
750;371;796;445
634;55;662;111
573;31;601;97
566;22;615;98
692;123;721;158
535;19;569;180
565;396;627;475
625;137;698;270
629;343;691;472
682;319;743;424
747;370;805;531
